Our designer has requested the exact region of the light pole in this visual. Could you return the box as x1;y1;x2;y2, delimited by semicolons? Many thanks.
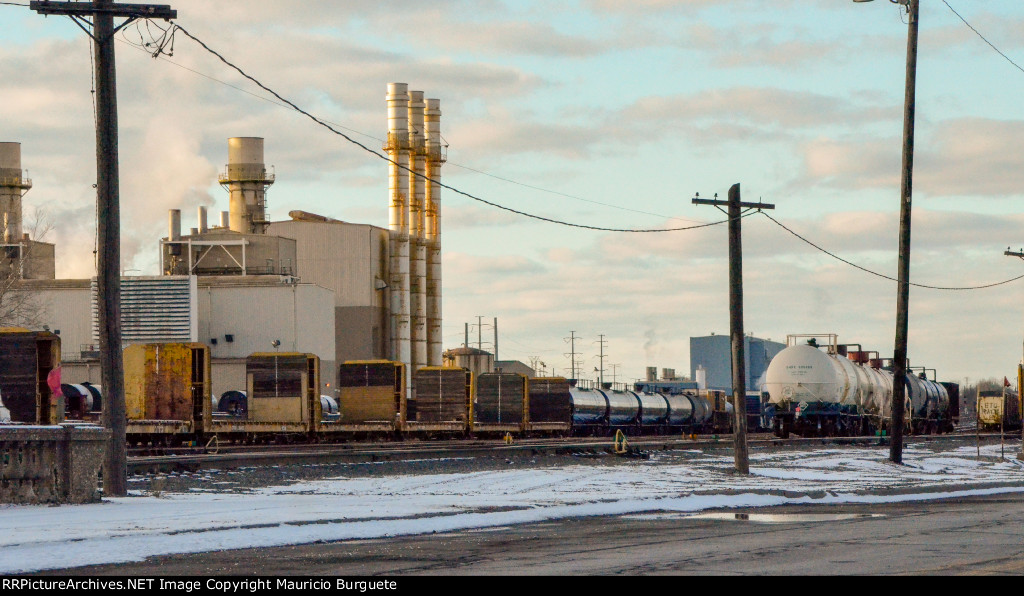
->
854;0;918;464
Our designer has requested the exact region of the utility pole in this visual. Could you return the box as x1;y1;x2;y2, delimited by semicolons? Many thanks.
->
564;331;580;381
852;0;919;465
1004;248;1024;460
693;184;774;475
493;316;498;362
476;315;484;350
30;0;177;498
595;334;607;386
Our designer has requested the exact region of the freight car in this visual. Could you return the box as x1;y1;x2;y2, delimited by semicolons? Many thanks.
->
763;334;956;438
7;336;747;445
0;328;63;425
977;388;1021;431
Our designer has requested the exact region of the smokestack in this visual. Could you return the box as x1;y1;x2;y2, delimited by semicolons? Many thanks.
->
424;98;445;366
219;137;274;234
197;206;208;234
220;211;230;228
409;90;427;375
168;209;181;241
386;83;412;385
0;142;32;244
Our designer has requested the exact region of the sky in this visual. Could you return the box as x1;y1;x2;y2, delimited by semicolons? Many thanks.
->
2;0;1024;386
3;442;1024;573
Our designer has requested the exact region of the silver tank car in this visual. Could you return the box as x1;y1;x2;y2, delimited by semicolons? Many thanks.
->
663;393;694;426
568;387;608;426
600;388;641;426
635;392;669;425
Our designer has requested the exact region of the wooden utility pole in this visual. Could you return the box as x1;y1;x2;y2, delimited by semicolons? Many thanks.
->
30;1;177;497
693;184;774;475
1004;249;1024;460
887;0;920;465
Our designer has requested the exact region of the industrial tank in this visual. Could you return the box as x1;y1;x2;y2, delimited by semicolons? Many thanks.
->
568;387;607;426
635;392;669;425
601;389;640;426
663;393;694;426
764;344;848;408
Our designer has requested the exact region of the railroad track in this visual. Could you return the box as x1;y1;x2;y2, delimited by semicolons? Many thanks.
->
127;429;1020;474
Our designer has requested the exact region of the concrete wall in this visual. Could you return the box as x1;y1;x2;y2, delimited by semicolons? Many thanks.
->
0;424;108;504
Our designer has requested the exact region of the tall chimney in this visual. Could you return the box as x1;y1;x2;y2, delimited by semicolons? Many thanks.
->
168;209;181;241
220;211;230;228
386;83;412;385
197;206;208;234
219;137;274;234
424;98;445;366
409;90;427;375
0;142;32;244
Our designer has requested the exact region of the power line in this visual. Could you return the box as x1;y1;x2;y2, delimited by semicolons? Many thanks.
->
761;211;1024;291
114;21;716;229
166;22;732;234
942;0;1024;76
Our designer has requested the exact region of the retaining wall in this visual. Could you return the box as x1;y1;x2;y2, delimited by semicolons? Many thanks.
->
0;424;110;504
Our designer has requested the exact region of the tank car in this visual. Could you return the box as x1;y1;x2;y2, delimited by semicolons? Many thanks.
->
763;334;954;438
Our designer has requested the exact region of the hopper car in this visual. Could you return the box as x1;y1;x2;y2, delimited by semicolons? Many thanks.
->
762;334;958;438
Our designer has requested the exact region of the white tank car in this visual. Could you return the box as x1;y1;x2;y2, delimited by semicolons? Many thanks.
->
764;336;953;437
763;344;864;409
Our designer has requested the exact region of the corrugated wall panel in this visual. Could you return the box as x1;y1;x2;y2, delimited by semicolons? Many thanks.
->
91;276;197;344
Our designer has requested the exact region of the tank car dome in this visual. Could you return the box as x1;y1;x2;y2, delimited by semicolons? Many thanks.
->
764;344;842;406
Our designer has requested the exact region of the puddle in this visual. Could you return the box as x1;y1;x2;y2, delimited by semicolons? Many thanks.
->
622;512;886;523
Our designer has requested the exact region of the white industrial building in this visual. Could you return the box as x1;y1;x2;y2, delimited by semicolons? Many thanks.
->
3;83;446;400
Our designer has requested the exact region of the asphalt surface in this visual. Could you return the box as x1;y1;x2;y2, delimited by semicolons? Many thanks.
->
43;492;1024;575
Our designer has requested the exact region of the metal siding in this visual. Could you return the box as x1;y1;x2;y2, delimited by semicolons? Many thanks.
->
91;276;196;344
267;221;381;308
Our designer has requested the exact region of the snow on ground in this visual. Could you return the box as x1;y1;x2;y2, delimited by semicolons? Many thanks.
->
2;441;1024;573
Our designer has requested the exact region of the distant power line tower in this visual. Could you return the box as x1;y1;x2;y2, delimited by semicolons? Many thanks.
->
564;330;581;380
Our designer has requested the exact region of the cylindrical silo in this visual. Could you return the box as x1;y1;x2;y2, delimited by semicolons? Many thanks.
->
386;83;412;386
197;206;208;234
219;137;274;234
424;98;444;366
408;90;427;376
220;211;230;228
0;142;32;244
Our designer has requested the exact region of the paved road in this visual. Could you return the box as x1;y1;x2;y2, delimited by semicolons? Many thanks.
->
47;492;1024;575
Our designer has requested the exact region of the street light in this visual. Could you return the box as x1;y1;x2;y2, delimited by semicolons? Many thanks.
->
854;0;919;464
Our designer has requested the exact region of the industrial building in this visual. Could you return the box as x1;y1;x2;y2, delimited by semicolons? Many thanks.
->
689;334;786;395
0;142;54;281
2;83;447;399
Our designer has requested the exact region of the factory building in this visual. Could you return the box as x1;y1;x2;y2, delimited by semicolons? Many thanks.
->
689;334;786;395
2;82;447;400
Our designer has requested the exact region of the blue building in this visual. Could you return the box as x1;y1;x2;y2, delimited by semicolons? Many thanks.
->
689;335;786;396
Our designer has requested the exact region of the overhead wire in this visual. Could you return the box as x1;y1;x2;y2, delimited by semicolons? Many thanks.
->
164;22;735;234
760;211;1024;291
107;18;717;229
942;0;1024;76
